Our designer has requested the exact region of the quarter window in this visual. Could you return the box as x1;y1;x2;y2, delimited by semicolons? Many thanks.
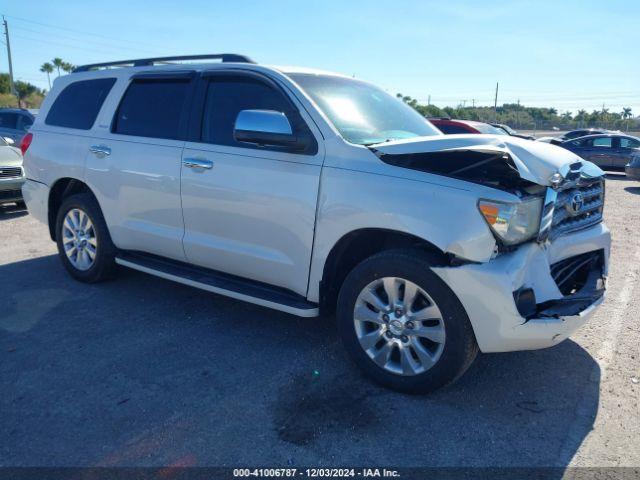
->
17;114;33;132
201;76;292;147
46;78;116;129
113;79;192;140
620;137;640;149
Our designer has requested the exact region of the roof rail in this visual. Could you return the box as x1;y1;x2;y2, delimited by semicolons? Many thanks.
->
73;54;255;72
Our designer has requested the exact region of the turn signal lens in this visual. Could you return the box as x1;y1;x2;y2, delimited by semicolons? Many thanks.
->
479;204;500;225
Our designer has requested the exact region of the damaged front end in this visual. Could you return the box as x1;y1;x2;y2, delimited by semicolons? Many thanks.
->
514;249;606;320
513;160;607;324
371;134;610;352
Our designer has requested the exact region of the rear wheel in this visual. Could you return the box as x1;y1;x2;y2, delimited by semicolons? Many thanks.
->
55;193;117;283
337;249;478;393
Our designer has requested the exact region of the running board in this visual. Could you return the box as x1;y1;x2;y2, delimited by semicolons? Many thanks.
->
115;252;319;317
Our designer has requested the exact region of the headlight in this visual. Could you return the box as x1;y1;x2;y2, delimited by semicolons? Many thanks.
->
478;197;543;246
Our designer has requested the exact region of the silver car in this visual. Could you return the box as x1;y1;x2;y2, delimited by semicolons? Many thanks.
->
0;136;25;206
21;54;611;393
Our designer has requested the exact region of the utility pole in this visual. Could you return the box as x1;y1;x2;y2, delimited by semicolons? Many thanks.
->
471;98;476;108
2;16;17;105
494;82;499;122
427;95;431;106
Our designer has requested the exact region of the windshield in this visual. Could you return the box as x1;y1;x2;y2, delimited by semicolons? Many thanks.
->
288;74;441;145
474;123;509;135
496;124;516;135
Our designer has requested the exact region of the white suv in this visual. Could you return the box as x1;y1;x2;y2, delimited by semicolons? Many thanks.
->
21;54;610;393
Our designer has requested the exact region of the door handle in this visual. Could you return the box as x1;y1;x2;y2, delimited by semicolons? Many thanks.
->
89;145;111;157
183;158;213;170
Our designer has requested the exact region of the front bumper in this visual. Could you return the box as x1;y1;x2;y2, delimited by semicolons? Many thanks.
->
0;175;25;204
433;222;610;352
21;179;49;224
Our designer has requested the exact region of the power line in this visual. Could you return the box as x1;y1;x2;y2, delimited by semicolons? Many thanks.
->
11;33;138;55
1;13;166;52
10;24;160;54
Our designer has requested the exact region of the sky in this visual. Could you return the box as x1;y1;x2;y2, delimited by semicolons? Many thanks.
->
2;0;639;115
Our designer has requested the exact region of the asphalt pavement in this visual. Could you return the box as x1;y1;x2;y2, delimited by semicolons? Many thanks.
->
1;174;638;469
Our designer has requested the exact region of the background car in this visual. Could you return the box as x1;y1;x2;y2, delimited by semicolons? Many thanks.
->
0;108;36;145
561;128;610;141
626;154;640;180
558;133;640;169
537;128;609;145
429;118;508;135
0;136;25;207
490;123;535;140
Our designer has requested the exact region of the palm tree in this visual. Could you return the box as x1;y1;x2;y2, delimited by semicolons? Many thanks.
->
52;57;64;76
61;62;75;74
40;62;54;89
15;80;36;108
622;107;633;132
575;109;587;128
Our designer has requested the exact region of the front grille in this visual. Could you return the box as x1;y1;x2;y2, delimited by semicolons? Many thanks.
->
0;189;22;200
550;250;603;296
0;166;22;179
551;179;604;238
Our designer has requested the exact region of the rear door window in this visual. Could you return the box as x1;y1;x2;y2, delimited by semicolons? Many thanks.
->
592;137;612;148
113;78;192;140
46;78;116;129
0;112;18;129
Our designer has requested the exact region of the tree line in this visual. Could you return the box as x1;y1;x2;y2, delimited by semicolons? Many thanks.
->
0;58;75;108
397;94;637;132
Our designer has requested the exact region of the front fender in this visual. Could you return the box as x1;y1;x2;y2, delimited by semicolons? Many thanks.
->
306;166;507;302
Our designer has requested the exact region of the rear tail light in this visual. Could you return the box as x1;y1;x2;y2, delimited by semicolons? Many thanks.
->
20;132;33;155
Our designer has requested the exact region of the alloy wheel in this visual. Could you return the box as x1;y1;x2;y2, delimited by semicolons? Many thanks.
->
62;208;98;271
353;277;446;376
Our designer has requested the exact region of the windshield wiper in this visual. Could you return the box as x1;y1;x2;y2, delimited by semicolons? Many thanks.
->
363;138;396;147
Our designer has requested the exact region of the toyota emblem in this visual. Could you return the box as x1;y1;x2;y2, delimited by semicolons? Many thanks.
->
567;192;584;216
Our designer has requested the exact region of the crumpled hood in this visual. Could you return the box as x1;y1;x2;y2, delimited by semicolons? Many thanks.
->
371;134;585;186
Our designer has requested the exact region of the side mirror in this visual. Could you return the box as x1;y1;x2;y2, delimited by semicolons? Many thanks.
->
3;137;14;145
234;110;310;151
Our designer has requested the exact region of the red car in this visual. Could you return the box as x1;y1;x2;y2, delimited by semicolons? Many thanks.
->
429;118;508;136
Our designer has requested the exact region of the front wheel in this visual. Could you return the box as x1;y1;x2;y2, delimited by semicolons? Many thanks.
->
337;249;478;394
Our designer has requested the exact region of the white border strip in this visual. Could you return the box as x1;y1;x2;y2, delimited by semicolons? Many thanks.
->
115;257;319;318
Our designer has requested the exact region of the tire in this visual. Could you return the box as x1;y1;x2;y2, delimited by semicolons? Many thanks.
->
55;193;117;283
337;249;478;394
